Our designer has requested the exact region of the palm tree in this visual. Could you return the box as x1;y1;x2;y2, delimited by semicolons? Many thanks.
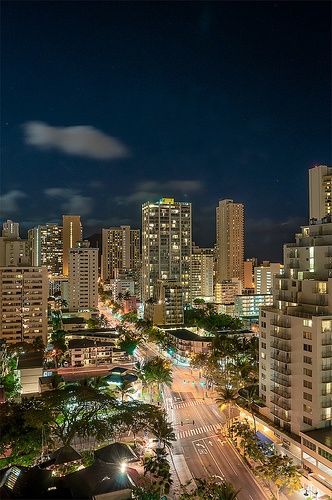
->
144;447;173;495
215;386;238;428
114;379;135;403
241;385;259;433
149;411;176;449
137;356;173;402
123;290;131;299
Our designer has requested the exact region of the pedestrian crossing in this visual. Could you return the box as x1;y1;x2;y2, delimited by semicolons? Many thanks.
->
176;424;220;440
173;399;205;409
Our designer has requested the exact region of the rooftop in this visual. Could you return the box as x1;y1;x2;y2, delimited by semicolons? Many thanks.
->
303;428;332;450
68;339;115;349
164;328;214;342
18;352;44;370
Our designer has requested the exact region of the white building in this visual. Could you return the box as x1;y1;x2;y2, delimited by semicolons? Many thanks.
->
235;292;273;321
259;212;332;494
142;198;192;304
309;164;332;220
68;241;98;312
254;262;283;294
0;266;48;344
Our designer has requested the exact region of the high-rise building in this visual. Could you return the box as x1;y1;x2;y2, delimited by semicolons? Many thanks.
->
254;262;283;294
309;165;332;220
0;266;48;344
68;241;98;311
0;220;30;267
62;215;82;276
141;197;192;303
243;258;256;289
259;172;332;493
28;224;63;275
101;226;140;282
215;278;242;304
145;279;184;326
191;245;214;302
2;220;20;239
216;199;244;283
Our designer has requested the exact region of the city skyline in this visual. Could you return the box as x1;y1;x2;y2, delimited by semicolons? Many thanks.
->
1;2;331;261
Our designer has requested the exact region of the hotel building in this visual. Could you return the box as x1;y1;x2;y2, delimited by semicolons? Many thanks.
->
28;224;63;275
62;215;82;276
141;197;192;304
68;241;98;311
216;199;244;283
0;266;48;344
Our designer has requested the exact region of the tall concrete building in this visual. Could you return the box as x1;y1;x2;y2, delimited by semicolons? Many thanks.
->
259;186;332;493
0;266;48;344
142;197;192;303
0;220;30;267
309;165;332;220
28;224;63;276
215;278;242;305
216;199;244;283
101;226;140;282
145;279;184;326
243;258;256;289
62;215;82;276
2;220;20;239
254;261;283;294
191;245;214;302
68;241;98;311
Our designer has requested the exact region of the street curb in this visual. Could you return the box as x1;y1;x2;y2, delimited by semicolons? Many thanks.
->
227;439;270;499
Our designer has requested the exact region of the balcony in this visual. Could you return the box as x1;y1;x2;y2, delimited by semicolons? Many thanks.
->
322;372;332;383
271;350;291;363
271;374;291;387
322;349;332;358
271;341;291;352
270;318;291;328
270;385;291;398
271;363;291;375
271;407;291;422
271;328;291;341
322;336;332;346
271;397;291;411
321;398;332;408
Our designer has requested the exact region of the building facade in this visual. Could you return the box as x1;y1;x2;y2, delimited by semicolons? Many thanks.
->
191;245;214;302
62;215;82;276
309;165;332;220
254;262;283;294
259;215;332;493
235;292;273;322
68;241;98;311
216;199;244;283
141;197;192;303
101;226;140;283
145;279;184;326
215;278;242;305
28;224;63;275
2;220;20;239
0;266;48;344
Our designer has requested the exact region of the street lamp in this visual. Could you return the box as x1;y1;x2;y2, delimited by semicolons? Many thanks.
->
119;461;127;474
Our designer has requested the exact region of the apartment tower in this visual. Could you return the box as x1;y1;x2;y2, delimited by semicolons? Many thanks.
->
141;197;192;303
191;245;214;302
68;241;98;311
309;164;332;220
28;224;63;275
101;225;140;282
216;199;244;283
259;169;332;494
0;266;48;344
62;215;82;276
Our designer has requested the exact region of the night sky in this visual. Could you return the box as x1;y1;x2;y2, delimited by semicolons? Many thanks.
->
1;1;331;261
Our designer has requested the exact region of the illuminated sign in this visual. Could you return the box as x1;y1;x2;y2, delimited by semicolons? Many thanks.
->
160;197;174;204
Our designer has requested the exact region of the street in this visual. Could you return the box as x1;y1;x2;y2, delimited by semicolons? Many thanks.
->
140;341;267;499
